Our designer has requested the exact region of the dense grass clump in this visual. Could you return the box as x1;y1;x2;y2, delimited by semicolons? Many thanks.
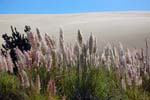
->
0;72;26;100
0;26;150;100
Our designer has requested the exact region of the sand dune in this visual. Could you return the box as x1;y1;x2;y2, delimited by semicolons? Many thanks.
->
0;11;150;49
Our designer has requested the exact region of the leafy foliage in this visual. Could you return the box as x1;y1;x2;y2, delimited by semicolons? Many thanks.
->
0;72;27;100
1;26;31;75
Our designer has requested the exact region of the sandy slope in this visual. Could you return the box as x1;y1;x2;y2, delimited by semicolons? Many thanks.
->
0;11;150;49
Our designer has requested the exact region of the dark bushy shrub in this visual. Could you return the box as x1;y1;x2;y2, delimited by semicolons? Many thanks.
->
1;26;31;75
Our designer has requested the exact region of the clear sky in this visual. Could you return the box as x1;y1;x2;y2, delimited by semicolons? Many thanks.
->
0;0;150;14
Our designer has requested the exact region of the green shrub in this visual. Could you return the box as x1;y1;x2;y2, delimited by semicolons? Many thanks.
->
60;67;112;100
0;72;27;100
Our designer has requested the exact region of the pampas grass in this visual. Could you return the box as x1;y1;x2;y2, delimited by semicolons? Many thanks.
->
0;26;150;100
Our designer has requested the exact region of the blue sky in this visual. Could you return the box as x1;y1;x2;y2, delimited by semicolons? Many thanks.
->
0;0;150;14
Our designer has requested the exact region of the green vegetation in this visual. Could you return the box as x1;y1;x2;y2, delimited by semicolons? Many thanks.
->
0;26;150;100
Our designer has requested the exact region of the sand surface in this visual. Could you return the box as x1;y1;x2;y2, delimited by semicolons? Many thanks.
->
0;11;150;49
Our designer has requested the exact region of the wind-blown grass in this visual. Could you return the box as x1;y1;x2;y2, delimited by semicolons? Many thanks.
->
0;26;150;100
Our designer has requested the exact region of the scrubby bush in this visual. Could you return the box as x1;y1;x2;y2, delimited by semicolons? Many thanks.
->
1;26;31;75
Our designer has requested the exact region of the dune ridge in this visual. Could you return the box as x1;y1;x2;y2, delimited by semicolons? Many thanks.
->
0;11;150;49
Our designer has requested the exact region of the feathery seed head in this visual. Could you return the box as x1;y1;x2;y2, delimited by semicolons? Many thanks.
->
6;53;14;73
20;70;30;88
93;37;97;54
89;33;94;55
119;42;124;56
77;30;83;47
59;28;64;41
36;28;42;42
74;42;80;56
